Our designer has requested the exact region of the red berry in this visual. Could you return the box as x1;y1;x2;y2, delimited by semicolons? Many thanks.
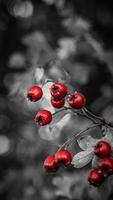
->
98;157;113;177
55;149;72;166
94;141;112;158
88;169;104;186
68;92;86;109
27;85;43;102
35;110;52;126
51;97;65;108
44;155;59;172
50;83;68;98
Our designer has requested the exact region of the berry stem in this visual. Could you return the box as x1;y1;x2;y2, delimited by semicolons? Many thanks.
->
57;123;103;151
53;106;101;124
52;107;71;116
81;108;99;124
83;107;105;122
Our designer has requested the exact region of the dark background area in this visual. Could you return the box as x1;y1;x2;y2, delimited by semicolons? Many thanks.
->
1;0;113;200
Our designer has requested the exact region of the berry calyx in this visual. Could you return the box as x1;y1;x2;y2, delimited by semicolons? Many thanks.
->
35;110;52;126
98;157;113;177
68;92;86;109
88;169;104;186
51;97;65;108
94;141;112;158
50;83;68;98
44;155;59;172
55;149;72;166
27;85;43;102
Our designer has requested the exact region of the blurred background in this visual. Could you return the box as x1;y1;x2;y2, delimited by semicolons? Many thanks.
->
1;0;113;200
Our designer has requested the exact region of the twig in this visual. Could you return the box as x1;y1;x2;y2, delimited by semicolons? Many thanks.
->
83;107;104;122
57;123;102;151
52;107;71;116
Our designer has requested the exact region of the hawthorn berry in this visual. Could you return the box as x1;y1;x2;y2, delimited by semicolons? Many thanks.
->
94;141;112;158
98;157;113;177
88;169;104;186
27;85;43;102
50;83;68;98
55;149;72;166
68;92;86;109
44;155;59;172
51;97;65;108
35;110;52;126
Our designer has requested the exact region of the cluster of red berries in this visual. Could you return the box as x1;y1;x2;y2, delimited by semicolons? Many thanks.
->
50;82;67;108
43;149;72;172
88;140;113;186
27;82;86;126
27;83;113;187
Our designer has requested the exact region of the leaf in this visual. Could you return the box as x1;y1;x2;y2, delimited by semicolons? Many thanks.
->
40;97;55;113
9;0;34;19
49;111;71;129
42;81;53;100
57;67;71;84
38;125;61;141
77;135;99;150
102;130;113;148
53;175;73;199
34;67;44;82
38;112;71;141
39;81;55;112
0;135;11;155
72;151;93;168
92;156;100;168
53;113;71;129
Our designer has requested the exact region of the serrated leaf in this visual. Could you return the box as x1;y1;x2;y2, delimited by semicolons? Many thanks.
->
92;156;100;168
77;135;99;150
72;151;93;168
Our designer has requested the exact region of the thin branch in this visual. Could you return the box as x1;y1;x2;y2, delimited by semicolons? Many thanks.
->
83;107;104;122
52;107;71;116
53;106;100;124
81;108;98;124
57;123;102;151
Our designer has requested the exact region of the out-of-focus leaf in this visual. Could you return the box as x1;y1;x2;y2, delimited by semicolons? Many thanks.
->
34;67;44;82
0;135;11;155
9;0;34;19
49;111;71;129
102;128;113;148
8;52;26;69
42;0;54;5
72;151;93;168
39;113;71;141
42;81;53;100
48;60;71;83
92;156;100;168
77;135;99;150
38;125;60;141
57;38;75;59
53;175;73;199
39;81;55;112
54;113;71;129
40;98;55;113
